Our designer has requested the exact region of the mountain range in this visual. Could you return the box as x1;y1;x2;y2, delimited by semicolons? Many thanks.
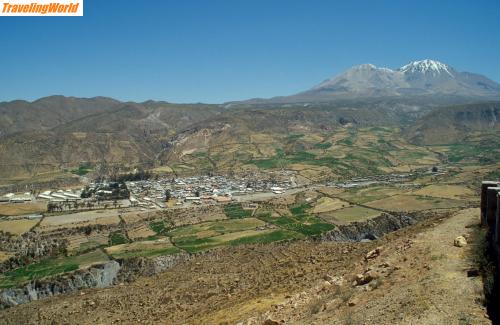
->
0;59;498;183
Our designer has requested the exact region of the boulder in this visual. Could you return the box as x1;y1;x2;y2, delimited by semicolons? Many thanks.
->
454;236;467;247
365;246;382;260
354;271;379;286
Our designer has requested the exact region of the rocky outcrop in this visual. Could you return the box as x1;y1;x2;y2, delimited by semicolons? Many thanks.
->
116;253;191;282
0;261;120;308
0;232;67;273
0;252;194;309
321;213;428;242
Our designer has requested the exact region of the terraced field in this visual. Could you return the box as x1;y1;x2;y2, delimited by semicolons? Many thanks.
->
0;219;39;236
39;210;121;231
365;194;465;212
168;218;291;253
412;184;475;199
65;232;109;254
127;223;157;240
320;206;382;224
0;202;47;216
223;203;253;219
0;249;109;289
105;239;181;259
256;203;335;237
311;197;350;213
337;186;408;204
161;125;475;181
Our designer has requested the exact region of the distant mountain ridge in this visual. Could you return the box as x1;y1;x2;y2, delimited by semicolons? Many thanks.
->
237;59;500;104
0;60;499;181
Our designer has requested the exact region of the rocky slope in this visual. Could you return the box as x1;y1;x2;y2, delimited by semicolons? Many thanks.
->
404;101;500;145
0;261;120;308
0;208;490;324
0;211;426;310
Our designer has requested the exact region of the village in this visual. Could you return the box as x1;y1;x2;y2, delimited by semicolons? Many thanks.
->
0;172;298;218
0;166;445;219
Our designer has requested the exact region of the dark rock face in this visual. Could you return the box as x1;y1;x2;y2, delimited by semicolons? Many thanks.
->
116;253;191;283
404;102;500;145
321;213;427;242
0;233;68;274
0;253;192;309
0;261;120;308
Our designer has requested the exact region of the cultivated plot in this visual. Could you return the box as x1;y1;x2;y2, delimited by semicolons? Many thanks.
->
320;206;382;224
365;194;464;212
0;219;38;236
105;239;181;259
0;249;109;289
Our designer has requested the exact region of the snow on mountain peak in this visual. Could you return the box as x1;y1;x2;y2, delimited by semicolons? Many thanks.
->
351;63;394;72
354;63;377;69
399;59;453;76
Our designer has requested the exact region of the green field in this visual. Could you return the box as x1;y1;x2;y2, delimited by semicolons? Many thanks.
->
168;217;303;253
249;150;349;170
0;249;109;289
314;142;332;149
173;229;302;253
105;240;181;259
228;229;304;246
224;203;252;219
257;203;335;237
149;220;168;234
445;141;500;164
322;206;382;224
70;166;93;176
169;218;265;241
109;231;128;245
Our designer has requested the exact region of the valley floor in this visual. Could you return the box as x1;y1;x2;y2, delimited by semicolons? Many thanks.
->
0;208;491;324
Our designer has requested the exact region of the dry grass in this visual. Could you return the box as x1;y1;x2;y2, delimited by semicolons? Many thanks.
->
0;202;47;216
39;211;120;231
0;251;13;262
0;219;38;235
211;229;266;241
150;165;174;173
316;187;345;197
104;239;180;259
321;206;382;224
338;186;407;204
127;224;157;240
120;211;153;224
412;185;475;200
65;232;109;254
365;194;464;212
312;197;350;214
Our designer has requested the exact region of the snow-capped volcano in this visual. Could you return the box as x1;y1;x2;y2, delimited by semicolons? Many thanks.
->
280;59;500;102
398;59;454;76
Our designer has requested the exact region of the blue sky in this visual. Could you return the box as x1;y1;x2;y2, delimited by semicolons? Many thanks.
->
1;0;499;103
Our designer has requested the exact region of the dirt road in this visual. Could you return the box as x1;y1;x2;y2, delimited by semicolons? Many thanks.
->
247;208;490;324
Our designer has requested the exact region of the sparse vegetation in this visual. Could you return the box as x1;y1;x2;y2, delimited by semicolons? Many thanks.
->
313;142;332;149
109;231;128;245
0;250;108;289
